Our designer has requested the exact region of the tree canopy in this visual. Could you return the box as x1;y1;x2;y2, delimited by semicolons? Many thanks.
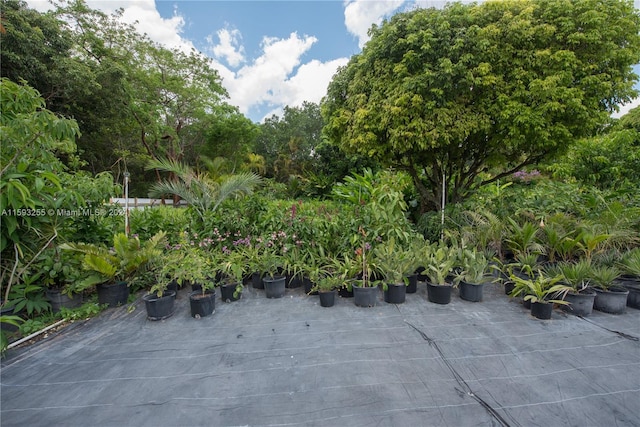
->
1;0;258;195
322;0;640;211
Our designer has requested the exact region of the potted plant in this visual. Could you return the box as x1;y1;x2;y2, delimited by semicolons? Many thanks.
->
258;247;286;299
142;259;177;321
590;265;627;314
240;241;265;289
424;243;457;305
310;268;344;308
509;271;572;319
39;248;88;312
404;237;426;294
504;218;545;261
61;232;166;307
454;249;492;302
283;245;306;289
218;251;245;302
372;238;413;304
617;249;640;309
548;260;596;316
178;248;216;318
351;228;380;307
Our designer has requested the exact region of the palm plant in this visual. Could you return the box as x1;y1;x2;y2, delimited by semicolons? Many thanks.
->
460;210;506;260
505;218;545;259
589;265;620;290
61;232;166;287
546;260;592;292
146;158;262;222
618;249;640;278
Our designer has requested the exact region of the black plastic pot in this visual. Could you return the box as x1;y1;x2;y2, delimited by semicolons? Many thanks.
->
617;277;640;309
287;276;303;289
263;276;286;299
426;282;452;305
561;289;596;316
252;272;264;289
220;282;241;302
189;290;215;318
405;274;418;294
303;277;318;295
593;286;629;314
338;284;353;298
530;301;553;319
318;290;336;307
504;281;516;295
353;284;378;307
459;281;484;302
143;290;176;321
97;281;129;307
46;289;83;313
384;283;406;304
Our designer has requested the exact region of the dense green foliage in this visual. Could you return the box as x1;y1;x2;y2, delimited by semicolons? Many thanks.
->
1;0;258;194
255;102;379;197
322;0;640;211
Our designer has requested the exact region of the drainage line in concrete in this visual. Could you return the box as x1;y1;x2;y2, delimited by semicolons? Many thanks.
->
7;319;67;350
577;316;639;342
404;320;519;427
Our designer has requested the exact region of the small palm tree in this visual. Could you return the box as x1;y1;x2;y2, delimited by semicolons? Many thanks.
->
146;158;262;222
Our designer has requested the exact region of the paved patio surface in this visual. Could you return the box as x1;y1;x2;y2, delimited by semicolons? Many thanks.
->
2;282;639;427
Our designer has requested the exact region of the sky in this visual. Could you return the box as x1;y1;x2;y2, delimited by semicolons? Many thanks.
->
26;0;640;123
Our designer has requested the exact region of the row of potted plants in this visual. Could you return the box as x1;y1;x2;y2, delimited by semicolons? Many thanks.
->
501;249;640;319
19;225;638;323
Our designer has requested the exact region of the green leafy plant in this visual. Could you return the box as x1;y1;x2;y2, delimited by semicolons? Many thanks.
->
589;265;620;290
61;231;166;287
454;249;492;285
505;219;545;259
576;226;610;262
1;314;23;356
509;271;572;305
618;249;640;277
371;237;413;287
424;243;457;286
547;260;592;292
218;251;246;299
5;271;50;316
256;246;284;280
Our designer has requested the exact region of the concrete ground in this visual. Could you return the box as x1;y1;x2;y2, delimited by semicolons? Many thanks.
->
1;282;639;427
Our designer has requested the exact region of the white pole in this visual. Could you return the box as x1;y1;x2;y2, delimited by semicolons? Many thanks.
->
441;172;445;242
124;172;130;236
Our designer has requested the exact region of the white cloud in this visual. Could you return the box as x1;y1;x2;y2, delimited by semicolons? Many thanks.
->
26;0;194;52
344;0;406;48
211;32;348;121
612;98;640;119
208;27;245;68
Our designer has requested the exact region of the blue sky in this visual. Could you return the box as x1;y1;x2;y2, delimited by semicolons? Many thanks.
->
27;1;640;122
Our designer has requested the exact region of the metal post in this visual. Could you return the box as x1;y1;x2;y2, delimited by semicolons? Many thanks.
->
124;171;130;236
441;172;445;242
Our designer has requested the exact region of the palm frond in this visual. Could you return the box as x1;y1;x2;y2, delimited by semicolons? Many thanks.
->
212;172;262;211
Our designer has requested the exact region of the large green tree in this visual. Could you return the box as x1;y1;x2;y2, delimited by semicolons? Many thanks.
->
322;0;640;211
255;102;325;181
